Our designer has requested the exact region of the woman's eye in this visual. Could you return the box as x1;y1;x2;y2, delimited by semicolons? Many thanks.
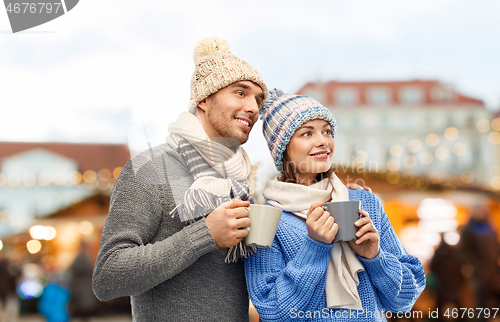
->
301;132;311;137
324;129;331;135
236;91;244;96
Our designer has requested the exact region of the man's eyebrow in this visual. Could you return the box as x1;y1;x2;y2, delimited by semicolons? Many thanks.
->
229;82;251;90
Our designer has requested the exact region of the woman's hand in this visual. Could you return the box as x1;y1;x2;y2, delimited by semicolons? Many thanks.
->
348;209;380;259
346;183;372;193
306;202;338;244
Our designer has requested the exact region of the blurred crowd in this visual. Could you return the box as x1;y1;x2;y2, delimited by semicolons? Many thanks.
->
1;204;499;322
0;241;129;322
427;204;500;322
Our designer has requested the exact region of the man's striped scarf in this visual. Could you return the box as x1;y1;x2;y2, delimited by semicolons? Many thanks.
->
166;112;257;262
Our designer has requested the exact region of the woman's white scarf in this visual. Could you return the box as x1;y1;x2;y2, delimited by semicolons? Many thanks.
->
166;112;256;262
263;174;364;310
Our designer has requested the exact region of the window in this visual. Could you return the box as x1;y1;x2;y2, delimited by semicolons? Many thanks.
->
380;115;389;129
351;116;360;130
367;87;391;105
303;89;325;104
335;87;359;106
399;86;424;105
431;86;454;102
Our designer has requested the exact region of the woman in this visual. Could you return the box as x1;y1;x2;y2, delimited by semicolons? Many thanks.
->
245;89;426;321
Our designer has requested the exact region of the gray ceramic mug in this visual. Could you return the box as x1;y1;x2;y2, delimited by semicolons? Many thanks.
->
244;204;283;248
322;200;361;243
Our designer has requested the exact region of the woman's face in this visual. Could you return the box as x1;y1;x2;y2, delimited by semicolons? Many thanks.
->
286;119;335;183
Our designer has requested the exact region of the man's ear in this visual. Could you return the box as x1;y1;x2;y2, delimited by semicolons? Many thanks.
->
197;98;208;112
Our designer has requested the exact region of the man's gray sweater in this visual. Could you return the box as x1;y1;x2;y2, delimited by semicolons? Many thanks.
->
92;143;249;321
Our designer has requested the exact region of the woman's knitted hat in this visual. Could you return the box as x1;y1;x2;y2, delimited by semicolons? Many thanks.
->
188;37;268;113
260;89;338;173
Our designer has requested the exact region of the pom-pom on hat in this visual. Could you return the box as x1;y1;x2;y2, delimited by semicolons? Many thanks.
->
260;89;338;173
188;37;268;113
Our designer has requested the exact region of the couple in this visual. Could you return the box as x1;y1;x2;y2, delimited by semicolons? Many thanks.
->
92;37;425;321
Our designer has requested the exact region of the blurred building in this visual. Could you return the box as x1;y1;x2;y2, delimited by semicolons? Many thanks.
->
297;79;500;192
0;142;129;237
0;142;130;262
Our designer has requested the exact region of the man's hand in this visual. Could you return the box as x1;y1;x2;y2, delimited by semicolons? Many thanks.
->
346;183;372;193
306;202;338;244
348;209;380;259
205;199;251;248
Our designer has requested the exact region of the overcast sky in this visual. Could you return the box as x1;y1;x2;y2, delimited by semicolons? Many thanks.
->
1;0;500;162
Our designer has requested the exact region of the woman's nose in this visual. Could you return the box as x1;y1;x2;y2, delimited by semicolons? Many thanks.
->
316;134;328;147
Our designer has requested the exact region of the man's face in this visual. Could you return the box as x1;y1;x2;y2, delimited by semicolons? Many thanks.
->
198;81;264;145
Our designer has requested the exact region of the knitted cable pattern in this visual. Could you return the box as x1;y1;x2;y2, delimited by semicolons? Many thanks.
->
189;37;268;113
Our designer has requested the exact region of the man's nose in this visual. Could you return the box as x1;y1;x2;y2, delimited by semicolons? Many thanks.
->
245;99;259;115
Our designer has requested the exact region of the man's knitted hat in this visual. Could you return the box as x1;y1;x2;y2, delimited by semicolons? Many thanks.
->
188;37;268;113
260;89;338;173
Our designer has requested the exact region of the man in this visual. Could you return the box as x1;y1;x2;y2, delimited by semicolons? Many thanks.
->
92;37;268;321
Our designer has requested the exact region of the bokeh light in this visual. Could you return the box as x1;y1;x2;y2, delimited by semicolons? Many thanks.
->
460;170;474;184
444;127;459;140
68;171;82;185
419;151;433;165
29;225;47;240
387;172;400;184
29;226;57;241
23;173;37;187
17;280;44;299
53;172;67;185
491;177;500;190
443;232;460;245
98;169;112;182
476;119;490;132
387;159;401;171
27;240;42;254
390;144;404;157
426;133;440;147
45;227;57;240
83;170;97;184
435;147;450;160
421;232;441;246
452;143;466;156
8;174;21;187
492;118;500;131
38;172;52;186
488;132;500;145
113;167;123;179
403;155;417;169
78;221;95;236
408;139;422;152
